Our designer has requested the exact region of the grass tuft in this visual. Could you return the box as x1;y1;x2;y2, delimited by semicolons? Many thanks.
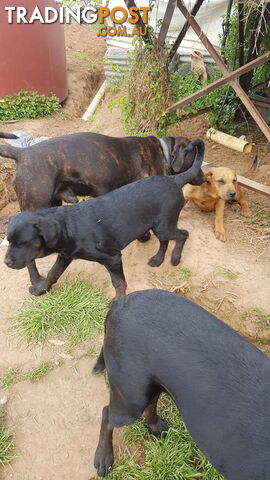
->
13;279;108;349
0;408;15;466
107;395;224;480
0;367;22;389
25;361;54;383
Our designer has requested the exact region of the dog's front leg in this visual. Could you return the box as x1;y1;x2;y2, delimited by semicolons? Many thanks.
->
237;187;251;217
29;254;72;296
94;406;114;477
27;260;45;285
215;199;226;241
103;255;127;300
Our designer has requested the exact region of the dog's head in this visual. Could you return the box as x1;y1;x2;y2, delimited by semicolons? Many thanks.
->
166;136;205;185
4;212;60;270
205;167;238;201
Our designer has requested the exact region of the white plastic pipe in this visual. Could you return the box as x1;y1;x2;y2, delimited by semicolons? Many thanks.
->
82;80;107;121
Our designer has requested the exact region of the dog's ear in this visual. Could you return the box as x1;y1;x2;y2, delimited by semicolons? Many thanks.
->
205;171;213;183
34;218;59;248
171;144;187;173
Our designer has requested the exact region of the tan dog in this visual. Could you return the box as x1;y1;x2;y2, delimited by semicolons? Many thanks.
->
183;167;250;241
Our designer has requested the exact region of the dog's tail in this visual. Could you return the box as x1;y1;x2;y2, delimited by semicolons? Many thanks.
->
173;139;205;188
0;132;19;140
0;143;20;162
93;347;106;373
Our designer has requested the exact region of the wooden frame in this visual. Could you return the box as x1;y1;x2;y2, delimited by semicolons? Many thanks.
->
167;1;270;143
167;51;270;110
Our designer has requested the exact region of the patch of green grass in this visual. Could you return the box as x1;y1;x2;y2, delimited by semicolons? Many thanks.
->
149;267;192;284
216;267;237;280
0;408;15;466
73;51;89;61
108;395;224;480
81;345;96;358
240;308;270;326
0;90;60;121
25;361;54;383
179;267;192;280
0;367;22;389
13;279;108;350
247;201;270;227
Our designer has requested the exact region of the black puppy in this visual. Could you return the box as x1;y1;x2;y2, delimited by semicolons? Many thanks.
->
94;289;270;479
0;131;204;288
4;140;204;299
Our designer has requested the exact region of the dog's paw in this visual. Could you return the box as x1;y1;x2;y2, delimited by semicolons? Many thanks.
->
146;416;168;437
29;279;48;296
137;231;151;243
94;447;114;477
215;229;226;242
241;207;251;217
171;253;181;266
148;254;164;267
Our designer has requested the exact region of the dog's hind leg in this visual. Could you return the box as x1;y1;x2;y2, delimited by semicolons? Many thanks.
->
148;220;189;267
102;255;127;300
171;229;189;266
144;394;168;437
94;406;114;477
29;254;72;296
148;240;169;267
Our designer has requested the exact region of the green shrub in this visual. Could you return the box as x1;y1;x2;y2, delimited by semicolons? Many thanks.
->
110;41;177;137
0;90;60;121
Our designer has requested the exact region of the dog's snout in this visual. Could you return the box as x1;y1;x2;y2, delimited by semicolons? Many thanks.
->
228;191;236;198
4;256;12;267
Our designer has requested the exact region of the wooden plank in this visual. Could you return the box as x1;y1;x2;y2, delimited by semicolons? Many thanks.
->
168;0;204;61
175;1;270;142
157;0;176;46
252;99;270;109
167;51;270;111
202;162;270;196
237;175;270;196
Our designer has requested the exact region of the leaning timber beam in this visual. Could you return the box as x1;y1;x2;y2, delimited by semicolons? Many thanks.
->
168;0;204;61
169;1;270;143
157;0;176;46
167;51;270;111
124;0;152;44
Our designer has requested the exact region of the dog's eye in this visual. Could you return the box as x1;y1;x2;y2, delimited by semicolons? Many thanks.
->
233;179;237;184
217;180;225;185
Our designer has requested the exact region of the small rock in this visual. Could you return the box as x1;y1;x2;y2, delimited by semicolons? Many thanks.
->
58;352;72;360
0;237;9;247
0;395;8;405
49;339;66;346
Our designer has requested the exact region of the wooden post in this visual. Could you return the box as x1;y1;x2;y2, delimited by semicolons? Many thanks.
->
124;0;152;44
157;0;176;46
168;0;204;62
175;1;270;142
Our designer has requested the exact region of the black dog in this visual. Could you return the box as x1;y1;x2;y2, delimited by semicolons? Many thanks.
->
4;140;204;298
94;289;270;479
0;131;205;290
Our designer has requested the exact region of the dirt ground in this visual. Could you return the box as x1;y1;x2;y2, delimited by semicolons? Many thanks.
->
0;23;269;480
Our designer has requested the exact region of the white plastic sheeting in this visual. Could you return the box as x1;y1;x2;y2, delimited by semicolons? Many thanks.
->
104;0;227;56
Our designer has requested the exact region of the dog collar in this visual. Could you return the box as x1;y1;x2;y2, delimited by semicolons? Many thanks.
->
158;138;171;168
